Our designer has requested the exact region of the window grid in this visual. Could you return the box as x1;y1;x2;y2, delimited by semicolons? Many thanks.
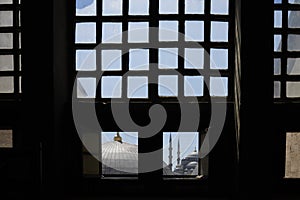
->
274;0;300;101
75;0;233;102
0;0;21;98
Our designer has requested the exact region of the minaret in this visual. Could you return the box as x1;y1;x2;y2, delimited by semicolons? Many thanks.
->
177;138;180;165
114;132;123;143
168;133;173;170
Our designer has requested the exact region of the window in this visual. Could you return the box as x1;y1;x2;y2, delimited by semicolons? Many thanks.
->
285;132;300;178
75;0;234;180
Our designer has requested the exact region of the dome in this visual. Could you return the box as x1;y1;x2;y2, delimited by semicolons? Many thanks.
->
186;161;198;169
186;151;198;159
102;141;138;174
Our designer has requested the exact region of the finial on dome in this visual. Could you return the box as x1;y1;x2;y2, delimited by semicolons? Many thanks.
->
114;132;123;143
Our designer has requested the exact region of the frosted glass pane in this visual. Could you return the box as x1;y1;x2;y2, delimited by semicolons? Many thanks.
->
0;11;13;27
158;75;178;97
159;48;178;69
101;50;122;71
127;76;148;98
76;0;96;16
288;11;300;28
77;78;96;98
274;0;282;4
185;0;205;14
0;76;13;93
211;0;229;15
287;82;300;97
210;49;228;69
101;76;122;98
288;35;300;51
274;11;282;28
185;48;204;69
129;0;149;15
159;0;178;14
289;0;300;4
185;21;204;41
274;58;281;75
102;0;123;16
184;76;204;97
159;21;178;41
274;81;281;98
0;55;13;71
128;22;149;43
274;35;281;52
211;22;228;42
287;58;300;75
0;0;12;4
0;33;13;49
0;130;13;148
75;23;96;43
129;49;149;71
76;50;96;71
210;77;228;97
102;23;122;43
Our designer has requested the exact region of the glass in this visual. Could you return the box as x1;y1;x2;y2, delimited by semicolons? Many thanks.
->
101;76;122;98
159;48;178;69
158;75;178;97
185;48;204;69
127;76;148;98
77;78;96;98
210;77;228;97
184;76;204;97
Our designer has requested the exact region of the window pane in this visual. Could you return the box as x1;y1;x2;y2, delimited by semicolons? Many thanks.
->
185;21;204;41
0;130;13;148
76;50;96;71
75;23;96;43
287;58;300;75
274;81;281;98
274;34;282;52
285;133;300;178
274;11;282;28
158;75;178;97
0;33;13;49
159;0;178;14
211;0;229;15
102;23;122;43
159;21;178;41
129;49;149;71
128;22;149;43
0;55;13;71
289;0;300;4
0;76;13;93
288;11;300;28
210;49;228;69
76;0;96;16
102;0;123;16
288;34;300;51
101;76;122;98
159;48;178;69
185;0;205;14
127;76;148;98
211;21;228;42
77;78;96;98
184;76;204;97
184;48;204;69
0;11;13;27
102;132;138;175
274;58;281;75
129;0;149;15
0;0;12;4
101;50;122;71
287;82;300;98
210;77;228;97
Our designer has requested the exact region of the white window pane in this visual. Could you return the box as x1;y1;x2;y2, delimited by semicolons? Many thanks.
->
210;77;228;97
0;76;13;93
288;58;300;75
127;76;148;98
288;34;300;51
159;48;178;69
287;82;300;98
274;35;282;52
77;78;96;98
159;0;178;14
274;58;281;75
159;75;178;97
185;0;205;14
128;22;149;43
288;11;300;28
76;50;96;71
101;50;122;71
289;0;300;4
274;81;281;98
184;76;204;96
211;0;229;15
0;33;13;49
0;11;13;27
102;0;123;16
102;23;122;43
210;49;228;69
274;0;282;4
185;21;204;41
159;21;178;41
101;76;122;98
76;0;96;16
0;55;13;71
129;49;149;71
274;11;282;28
185;48;204;69
75;23;96;43
211;21;228;42
129;0;149;15
0;0;12;4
